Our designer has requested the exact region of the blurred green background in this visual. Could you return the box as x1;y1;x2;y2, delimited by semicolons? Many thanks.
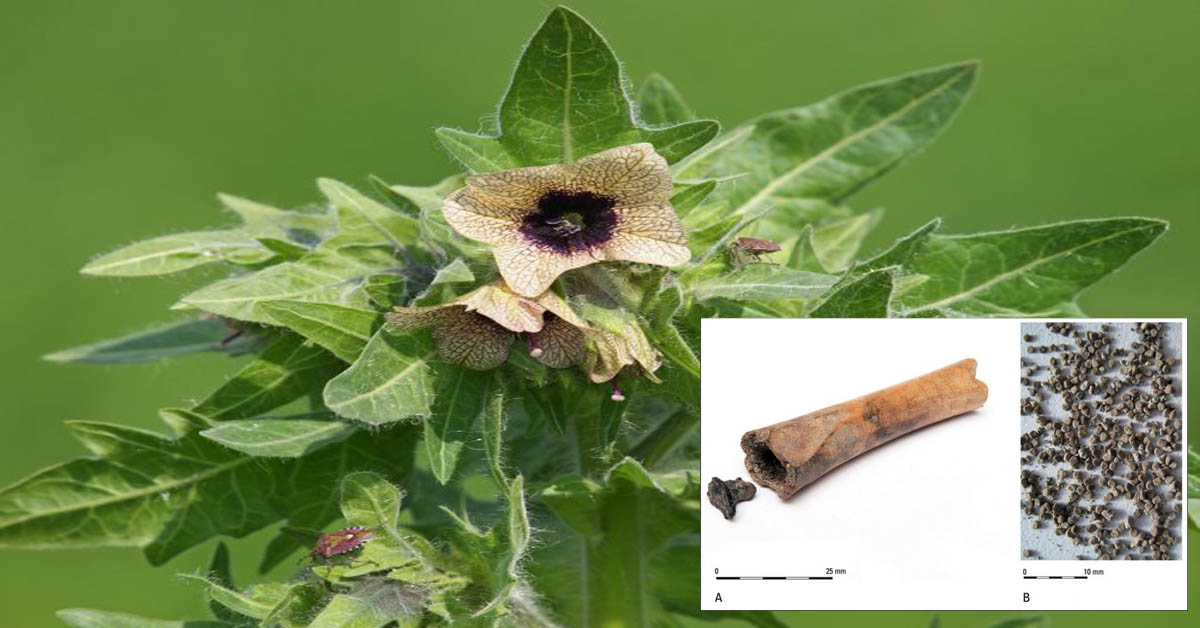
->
1;1;1195;626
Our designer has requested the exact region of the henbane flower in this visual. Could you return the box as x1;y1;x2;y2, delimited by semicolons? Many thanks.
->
442;143;691;297
386;282;587;370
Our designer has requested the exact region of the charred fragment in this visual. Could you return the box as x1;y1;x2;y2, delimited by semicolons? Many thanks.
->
707;476;757;520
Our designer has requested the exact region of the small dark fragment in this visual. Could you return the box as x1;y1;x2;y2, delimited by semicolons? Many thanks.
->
707;476;757;520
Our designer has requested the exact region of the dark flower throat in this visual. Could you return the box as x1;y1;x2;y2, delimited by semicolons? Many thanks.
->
520;190;618;254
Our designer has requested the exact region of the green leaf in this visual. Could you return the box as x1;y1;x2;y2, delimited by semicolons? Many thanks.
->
436;7;718;170
637;73;696;125
306;595;395;628
857;218;941;271
675;61;978;219
671;179;717;216
217;193;335;238
44;318;255;364
784;225;826;273
0;420;416;565
179;571;290;622
177;250;378;324
81;231;273;277
424;365;494;484
259;300;383;363
192;334;343;421
533;459;699;627
323;330;435;424
892;218;1168;317
502;475;530;580
317;178;420;248
200;417;356;458
340;471;401;529
809;268;895;317
482;388;508;488
57;609;233;628
689;265;838;301
810;208;883;271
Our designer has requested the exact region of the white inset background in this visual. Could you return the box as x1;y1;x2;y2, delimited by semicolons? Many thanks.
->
699;318;1187;611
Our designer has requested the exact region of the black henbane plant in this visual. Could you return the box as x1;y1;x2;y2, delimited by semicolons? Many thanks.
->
3;6;1168;628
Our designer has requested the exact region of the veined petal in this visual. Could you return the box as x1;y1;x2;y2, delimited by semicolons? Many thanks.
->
532;289;590;329
386;303;458;331
581;322;662;383
531;316;586;369
493;242;606;297
442;189;526;245
457;282;548;333
431;308;515;370
570;143;673;208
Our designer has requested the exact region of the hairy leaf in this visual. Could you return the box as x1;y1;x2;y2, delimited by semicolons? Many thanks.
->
534;459;699;627
323;330;435;424
192;334;343;421
57;609;233;628
0;420;415;565
675;62;978;219
177;250;378;324
810;268;895;318
811;208;883;271
436;7;718;170
200;417;357;458
306;595;394;628
857;218;941;271
81;231;273;277
44;318;255;364
340;471;401;530
318;178;420;248
689;265;838;302
424;365;493;484
893;218;1167;316
259;300;383;363
637;73;696;125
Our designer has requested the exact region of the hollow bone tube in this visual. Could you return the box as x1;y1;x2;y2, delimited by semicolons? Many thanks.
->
741;359;988;499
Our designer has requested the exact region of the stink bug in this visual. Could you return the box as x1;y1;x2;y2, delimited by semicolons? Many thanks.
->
730;236;781;265
310;526;375;559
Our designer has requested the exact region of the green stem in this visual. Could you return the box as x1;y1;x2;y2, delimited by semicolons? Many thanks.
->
630;408;697;469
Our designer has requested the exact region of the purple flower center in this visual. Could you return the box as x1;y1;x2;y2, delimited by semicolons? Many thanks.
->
520;190;618;254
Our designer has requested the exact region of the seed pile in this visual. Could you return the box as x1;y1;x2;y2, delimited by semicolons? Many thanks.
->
1019;322;1183;560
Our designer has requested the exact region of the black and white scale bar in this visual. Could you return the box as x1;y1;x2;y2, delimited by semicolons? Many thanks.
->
1022;576;1088;579
715;576;833;580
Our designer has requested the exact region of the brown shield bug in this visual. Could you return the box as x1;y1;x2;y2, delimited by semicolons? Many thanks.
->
310;525;376;559
730;236;781;265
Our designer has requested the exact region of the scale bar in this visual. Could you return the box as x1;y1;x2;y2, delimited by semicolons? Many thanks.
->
1022;576;1087;579
715;576;833;580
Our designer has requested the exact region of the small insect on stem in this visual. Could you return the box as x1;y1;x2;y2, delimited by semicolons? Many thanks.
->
310;526;376;559
729;236;781;266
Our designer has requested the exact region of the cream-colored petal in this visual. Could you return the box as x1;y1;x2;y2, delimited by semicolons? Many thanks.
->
569;143;673;208
464;164;566;205
456;282;548;333
531;289;590;329
619;321;663;380
442;190;526;246
600;203;691;267
580;322;663;383
530;317;586;369
431;308;515;370
385;303;458;332
492;242;606;298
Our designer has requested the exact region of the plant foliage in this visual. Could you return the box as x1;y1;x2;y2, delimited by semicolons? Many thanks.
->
1;6;1166;627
